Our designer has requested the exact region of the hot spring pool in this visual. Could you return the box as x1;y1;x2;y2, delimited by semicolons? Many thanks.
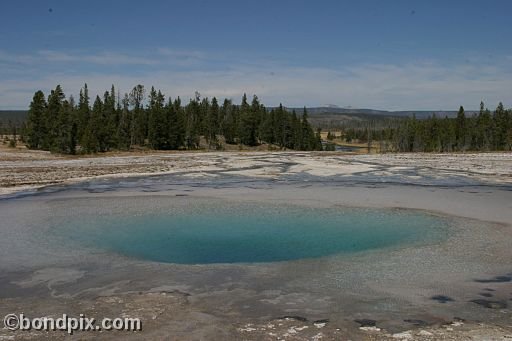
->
50;199;451;264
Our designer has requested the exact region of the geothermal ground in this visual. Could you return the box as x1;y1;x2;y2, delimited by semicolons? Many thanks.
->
0;145;511;340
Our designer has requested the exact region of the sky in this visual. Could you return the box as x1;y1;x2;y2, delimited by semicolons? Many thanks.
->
0;0;511;110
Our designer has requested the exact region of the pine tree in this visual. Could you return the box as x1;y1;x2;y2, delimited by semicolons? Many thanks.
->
77;83;90;144
129;85;146;146
251;95;263;143
168;97;186;149
199;96;209;136
147;86;158;148
104;85;118;148
301;107;315;150
54;98;74;153
206;97;220;149
167;97;177;149
148;87;168;149
455;106;466;150
272;104;284;148
81;96;105;153
239;94;258;146
493;102;508;150
260;108;275;145
291;110;301;149
222;99;237;144
186;94;201;149
99;88;116;151
26;90;47;149
117;93;132;150
476;101;492;151
43;85;65;150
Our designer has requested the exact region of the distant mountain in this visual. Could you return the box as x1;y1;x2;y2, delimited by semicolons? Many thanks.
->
285;107;470;119
0;108;475;123
278;107;481;129
0;110;27;121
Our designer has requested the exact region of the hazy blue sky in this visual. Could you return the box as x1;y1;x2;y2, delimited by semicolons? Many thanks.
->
1;0;511;110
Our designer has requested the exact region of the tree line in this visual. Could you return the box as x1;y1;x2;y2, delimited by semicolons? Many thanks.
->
24;84;323;154
332;103;512;152
16;84;512;154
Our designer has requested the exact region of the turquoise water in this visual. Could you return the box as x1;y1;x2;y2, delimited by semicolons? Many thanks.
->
56;202;450;264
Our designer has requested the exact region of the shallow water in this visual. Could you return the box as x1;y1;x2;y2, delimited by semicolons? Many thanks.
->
4;155;511;202
1;177;511;334
51;201;450;264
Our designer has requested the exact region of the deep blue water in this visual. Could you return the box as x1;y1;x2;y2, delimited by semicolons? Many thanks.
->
55;202;450;264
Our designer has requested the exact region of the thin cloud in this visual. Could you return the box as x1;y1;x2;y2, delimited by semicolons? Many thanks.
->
0;51;38;65
37;50;159;66
0;51;511;110
0;48;205;67
157;48;206;60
